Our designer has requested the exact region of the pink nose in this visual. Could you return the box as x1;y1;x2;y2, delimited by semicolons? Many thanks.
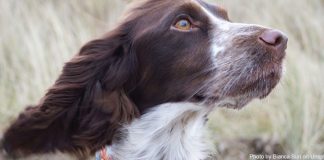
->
259;29;288;49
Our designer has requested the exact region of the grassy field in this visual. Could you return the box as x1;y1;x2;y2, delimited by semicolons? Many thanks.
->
1;0;323;159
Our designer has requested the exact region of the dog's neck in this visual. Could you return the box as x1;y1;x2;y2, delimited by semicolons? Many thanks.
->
109;103;212;160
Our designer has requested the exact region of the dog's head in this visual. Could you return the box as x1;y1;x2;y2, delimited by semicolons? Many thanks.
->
3;0;287;157
126;0;287;110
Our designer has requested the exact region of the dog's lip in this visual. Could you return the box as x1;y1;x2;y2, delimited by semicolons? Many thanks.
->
217;100;239;109
191;94;243;109
191;94;219;104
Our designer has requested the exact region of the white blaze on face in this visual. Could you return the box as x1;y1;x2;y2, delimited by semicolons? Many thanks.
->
195;2;231;60
193;1;268;62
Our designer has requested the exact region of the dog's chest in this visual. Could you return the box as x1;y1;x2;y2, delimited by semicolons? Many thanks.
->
108;103;211;160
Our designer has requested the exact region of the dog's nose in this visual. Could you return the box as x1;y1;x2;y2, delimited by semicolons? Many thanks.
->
259;29;288;50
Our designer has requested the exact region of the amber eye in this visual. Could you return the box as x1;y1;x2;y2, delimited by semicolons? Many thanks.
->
174;19;192;31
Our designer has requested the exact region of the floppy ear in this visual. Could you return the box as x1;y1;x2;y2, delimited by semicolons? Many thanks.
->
2;30;139;157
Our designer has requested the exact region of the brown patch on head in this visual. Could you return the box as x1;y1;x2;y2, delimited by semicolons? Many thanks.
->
214;5;229;21
196;0;229;21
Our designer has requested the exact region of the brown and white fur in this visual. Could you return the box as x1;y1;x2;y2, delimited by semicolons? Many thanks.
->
1;0;288;159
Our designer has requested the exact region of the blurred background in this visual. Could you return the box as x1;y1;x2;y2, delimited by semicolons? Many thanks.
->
0;0;323;159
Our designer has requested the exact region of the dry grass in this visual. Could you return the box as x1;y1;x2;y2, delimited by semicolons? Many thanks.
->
0;0;323;158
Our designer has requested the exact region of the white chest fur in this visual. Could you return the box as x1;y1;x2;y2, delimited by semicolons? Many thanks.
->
109;103;212;160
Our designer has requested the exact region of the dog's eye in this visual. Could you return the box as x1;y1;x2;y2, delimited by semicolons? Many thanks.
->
174;19;192;31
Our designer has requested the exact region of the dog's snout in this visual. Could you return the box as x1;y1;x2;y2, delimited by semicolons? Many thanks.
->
259;29;288;50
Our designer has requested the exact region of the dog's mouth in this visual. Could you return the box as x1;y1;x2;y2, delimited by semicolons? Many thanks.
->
191;94;219;104
190;67;282;109
240;69;282;98
191;94;241;109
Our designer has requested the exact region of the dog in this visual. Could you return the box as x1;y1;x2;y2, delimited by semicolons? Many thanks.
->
2;0;288;159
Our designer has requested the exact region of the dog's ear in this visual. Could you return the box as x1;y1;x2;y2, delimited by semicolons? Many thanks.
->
2;29;139;157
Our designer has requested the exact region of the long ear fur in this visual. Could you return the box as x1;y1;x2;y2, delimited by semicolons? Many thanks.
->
2;30;139;157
